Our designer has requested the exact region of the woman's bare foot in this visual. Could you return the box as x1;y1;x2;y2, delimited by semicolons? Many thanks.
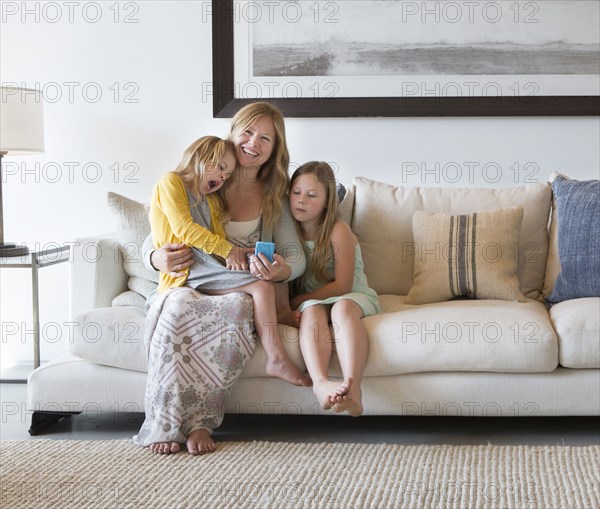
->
277;309;301;328
333;383;363;417
149;442;180;454
186;429;216;455
313;379;350;410
266;356;312;386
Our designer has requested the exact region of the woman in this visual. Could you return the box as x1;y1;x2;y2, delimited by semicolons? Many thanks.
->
134;102;307;455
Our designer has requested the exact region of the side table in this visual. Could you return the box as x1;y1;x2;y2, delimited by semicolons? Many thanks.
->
0;245;70;382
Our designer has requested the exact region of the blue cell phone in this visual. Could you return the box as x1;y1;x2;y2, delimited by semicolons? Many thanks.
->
255;241;275;263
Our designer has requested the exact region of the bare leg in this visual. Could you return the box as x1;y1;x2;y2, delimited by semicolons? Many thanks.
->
149;442;181;454
186;429;216;455
247;281;311;386
329;300;368;417
205;283;311;386
274;283;299;328
298;305;345;410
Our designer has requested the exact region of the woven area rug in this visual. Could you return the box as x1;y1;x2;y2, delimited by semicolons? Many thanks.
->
1;440;599;509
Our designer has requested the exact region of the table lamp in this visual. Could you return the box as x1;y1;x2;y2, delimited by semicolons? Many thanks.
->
0;86;45;257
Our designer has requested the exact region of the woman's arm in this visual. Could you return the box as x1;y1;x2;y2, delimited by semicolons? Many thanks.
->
271;199;306;281
291;221;355;309
143;233;194;277
250;199;306;283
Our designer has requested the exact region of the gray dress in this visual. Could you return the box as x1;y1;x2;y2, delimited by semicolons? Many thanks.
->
184;188;260;291
298;241;381;317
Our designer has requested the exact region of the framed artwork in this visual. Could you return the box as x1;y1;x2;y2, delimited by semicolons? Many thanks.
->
212;0;600;118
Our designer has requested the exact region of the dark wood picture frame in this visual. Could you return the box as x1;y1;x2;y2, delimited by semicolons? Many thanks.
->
212;0;599;118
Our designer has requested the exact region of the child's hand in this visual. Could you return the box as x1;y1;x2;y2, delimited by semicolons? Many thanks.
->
226;246;254;271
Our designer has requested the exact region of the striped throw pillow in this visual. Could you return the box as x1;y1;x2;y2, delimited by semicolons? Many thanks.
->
406;207;526;305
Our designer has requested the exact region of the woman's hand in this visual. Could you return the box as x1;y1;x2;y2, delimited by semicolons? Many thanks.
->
250;252;291;282
151;243;193;277
226;246;254;271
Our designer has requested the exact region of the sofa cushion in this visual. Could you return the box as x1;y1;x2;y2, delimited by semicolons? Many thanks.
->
67;307;147;372
27;354;147;412
107;192;158;299
405;207;525;304
351;177;551;299
550;297;600;368
547;176;600;303
360;295;558;375
112;290;146;308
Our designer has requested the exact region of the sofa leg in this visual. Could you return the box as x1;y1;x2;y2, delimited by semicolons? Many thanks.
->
28;411;80;436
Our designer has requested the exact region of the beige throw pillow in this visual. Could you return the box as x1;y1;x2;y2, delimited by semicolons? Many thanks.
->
405;207;526;305
351;177;551;299
107;192;159;298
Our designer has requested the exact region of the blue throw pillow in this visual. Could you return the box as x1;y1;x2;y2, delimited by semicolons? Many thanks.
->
548;175;600;303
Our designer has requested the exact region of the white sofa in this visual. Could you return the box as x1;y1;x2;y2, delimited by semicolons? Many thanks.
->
27;176;600;433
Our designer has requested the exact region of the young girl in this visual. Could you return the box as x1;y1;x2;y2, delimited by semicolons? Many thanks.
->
149;135;309;388
289;161;381;416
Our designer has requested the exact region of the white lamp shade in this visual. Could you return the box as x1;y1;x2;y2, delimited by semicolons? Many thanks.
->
0;86;45;155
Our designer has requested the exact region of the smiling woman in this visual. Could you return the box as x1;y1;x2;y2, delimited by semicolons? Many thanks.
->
223;102;291;237
136;102;307;455
234;116;274;168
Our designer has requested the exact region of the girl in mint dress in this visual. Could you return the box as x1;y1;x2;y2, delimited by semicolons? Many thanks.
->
290;162;381;416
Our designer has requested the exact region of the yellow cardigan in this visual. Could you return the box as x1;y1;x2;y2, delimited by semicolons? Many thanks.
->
149;172;233;293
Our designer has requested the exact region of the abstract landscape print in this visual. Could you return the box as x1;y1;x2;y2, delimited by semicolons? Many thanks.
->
252;0;599;79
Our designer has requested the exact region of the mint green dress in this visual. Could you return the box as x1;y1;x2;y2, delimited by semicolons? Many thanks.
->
298;241;381;317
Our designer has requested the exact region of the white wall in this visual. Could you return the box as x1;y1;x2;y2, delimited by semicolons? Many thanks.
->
1;1;598;364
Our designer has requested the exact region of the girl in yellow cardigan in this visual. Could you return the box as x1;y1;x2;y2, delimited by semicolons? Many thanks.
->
149;136;310;387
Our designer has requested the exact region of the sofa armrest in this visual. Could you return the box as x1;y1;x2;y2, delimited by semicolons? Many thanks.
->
69;233;128;319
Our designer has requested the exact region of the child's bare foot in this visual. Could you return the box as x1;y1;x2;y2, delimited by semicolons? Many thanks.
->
331;379;352;402
277;309;301;328
186;429;216;455
333;384;363;417
313;379;349;410
266;356;312;386
149;442;180;454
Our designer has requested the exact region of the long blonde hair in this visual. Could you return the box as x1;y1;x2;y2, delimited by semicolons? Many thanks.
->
218;102;290;233
290;161;339;289
173;136;234;200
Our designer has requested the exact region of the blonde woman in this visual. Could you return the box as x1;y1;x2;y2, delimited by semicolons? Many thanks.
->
138;102;308;455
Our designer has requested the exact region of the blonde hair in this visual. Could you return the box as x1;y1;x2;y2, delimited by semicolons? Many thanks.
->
290;161;339;289
219;102;290;233
173;136;235;200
